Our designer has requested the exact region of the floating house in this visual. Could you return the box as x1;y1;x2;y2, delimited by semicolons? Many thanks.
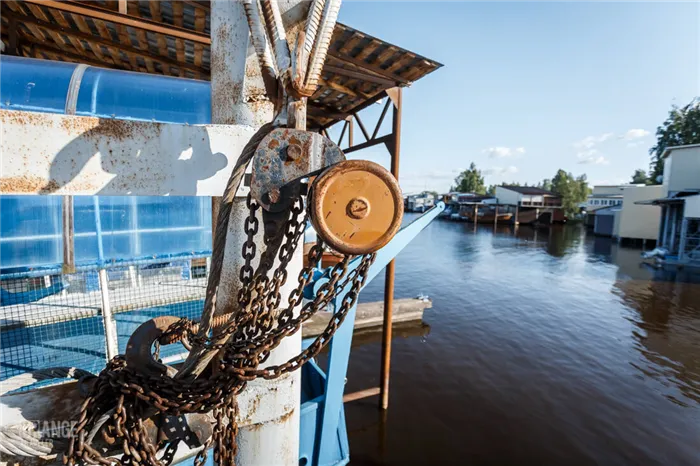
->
590;185;663;245
638;144;700;265
405;192;436;212
495;186;565;224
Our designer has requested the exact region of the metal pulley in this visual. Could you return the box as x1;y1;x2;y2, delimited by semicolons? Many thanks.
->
250;128;345;212
309;160;403;255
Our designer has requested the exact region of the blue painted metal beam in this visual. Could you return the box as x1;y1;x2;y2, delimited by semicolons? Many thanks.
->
310;202;446;296
308;202;445;466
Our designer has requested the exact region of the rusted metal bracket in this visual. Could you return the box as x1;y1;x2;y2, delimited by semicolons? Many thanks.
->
250;128;345;213
125;316;183;378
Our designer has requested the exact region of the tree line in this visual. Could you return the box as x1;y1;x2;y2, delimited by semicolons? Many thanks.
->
449;97;700;216
632;98;700;184
451;164;590;217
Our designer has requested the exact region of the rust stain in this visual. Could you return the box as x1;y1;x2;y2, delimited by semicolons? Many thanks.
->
267;139;279;150
276;407;295;425
1;176;59;194
59;115;101;134
1;110;54;129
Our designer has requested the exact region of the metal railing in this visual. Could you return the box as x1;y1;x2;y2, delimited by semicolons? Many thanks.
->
0;253;210;385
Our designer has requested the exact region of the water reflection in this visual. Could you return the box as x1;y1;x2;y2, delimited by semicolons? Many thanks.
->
609;246;700;406
347;217;700;465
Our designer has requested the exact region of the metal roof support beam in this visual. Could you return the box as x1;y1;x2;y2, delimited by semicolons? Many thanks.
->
6;11;210;75
380;86;402;410
325;88;404;408
23;0;211;44
7;16;18;56
327;49;408;85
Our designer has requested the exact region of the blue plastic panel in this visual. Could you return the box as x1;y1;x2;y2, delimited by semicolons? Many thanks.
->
0;196;62;268
75;66;211;124
0;56;77;114
0;196;211;269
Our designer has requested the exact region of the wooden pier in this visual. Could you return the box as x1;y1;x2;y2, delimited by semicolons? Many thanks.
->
302;297;432;338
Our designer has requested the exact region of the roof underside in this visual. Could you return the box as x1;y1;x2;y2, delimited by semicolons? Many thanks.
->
0;0;442;129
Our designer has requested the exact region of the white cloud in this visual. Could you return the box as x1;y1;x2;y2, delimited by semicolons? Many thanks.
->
622;129;650;140
576;149;609;165
483;165;519;175
573;133;614;150
483;147;525;158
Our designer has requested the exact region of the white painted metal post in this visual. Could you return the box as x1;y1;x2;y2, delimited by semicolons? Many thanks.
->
99;269;119;359
670;205;678;252
210;1;303;464
663;205;671;248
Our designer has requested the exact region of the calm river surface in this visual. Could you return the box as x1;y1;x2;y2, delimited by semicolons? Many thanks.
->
344;214;700;465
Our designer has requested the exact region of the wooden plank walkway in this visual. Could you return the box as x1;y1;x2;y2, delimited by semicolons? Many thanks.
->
302;297;432;339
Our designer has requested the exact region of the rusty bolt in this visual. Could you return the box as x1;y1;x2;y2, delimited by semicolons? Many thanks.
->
286;144;302;161
347;197;370;220
268;188;281;204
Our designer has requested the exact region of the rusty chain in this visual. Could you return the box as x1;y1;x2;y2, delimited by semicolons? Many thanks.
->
64;191;375;466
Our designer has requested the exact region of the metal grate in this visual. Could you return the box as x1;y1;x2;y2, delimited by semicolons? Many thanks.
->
0;256;209;386
1;271;106;381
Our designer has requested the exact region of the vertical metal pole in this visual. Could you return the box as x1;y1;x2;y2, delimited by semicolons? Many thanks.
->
670;205;678;252
515;205;519;225
209;2;302;463
348;116;354;147
494;204;498;228
380;88;401;410
679;217;688;261
663;204;671;248
94;198;118;359
211;196;221;247
62;196;75;274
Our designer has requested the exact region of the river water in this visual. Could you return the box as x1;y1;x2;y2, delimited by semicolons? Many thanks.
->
344;214;700;465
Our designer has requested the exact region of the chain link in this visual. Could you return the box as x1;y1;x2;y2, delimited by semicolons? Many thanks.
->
64;194;375;466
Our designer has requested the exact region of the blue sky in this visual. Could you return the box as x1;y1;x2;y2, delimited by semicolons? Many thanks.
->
331;2;699;193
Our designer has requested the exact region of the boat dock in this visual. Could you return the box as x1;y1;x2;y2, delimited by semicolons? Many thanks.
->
303;297;433;338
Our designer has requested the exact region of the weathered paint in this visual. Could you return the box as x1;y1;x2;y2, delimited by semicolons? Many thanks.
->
310;160;404;255
250;128;345;211
210;1;308;465
0;110;256;197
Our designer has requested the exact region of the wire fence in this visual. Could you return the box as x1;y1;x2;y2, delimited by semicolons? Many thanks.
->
0;255;210;386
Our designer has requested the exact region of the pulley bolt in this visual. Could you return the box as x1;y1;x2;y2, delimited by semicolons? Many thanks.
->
269;188;281;204
347;197;370;220
286;144;302;161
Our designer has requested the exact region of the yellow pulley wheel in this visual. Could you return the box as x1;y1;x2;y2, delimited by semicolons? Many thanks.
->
310;160;403;255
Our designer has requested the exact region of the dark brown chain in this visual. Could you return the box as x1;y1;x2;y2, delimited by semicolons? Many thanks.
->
64;195;375;466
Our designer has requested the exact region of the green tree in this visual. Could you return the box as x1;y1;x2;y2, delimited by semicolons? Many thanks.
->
631;169;650;185
539;178;552;192
550;169;589;217
650;98;700;183
486;184;497;196
452;162;486;194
